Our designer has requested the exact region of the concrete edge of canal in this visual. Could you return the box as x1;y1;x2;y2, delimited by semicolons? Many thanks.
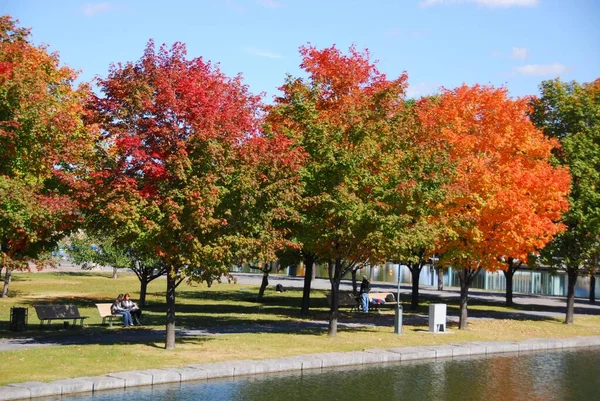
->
1;335;599;400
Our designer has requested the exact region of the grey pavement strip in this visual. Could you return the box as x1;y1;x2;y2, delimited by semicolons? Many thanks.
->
0;336;599;401
233;273;600;320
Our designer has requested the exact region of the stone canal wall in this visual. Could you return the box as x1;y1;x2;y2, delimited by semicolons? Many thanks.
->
1;336;600;400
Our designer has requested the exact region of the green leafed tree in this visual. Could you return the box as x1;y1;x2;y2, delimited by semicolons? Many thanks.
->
67;232;166;306
266;45;451;335
531;78;600;322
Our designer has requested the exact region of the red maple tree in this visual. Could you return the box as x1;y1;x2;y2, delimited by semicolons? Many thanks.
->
88;40;302;348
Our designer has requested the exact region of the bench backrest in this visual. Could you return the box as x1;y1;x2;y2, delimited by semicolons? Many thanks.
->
95;303;115;318
34;304;82;320
368;292;396;302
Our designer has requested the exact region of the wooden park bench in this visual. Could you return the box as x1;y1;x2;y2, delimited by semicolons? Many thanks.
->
95;303;123;326
33;304;88;328
326;292;359;312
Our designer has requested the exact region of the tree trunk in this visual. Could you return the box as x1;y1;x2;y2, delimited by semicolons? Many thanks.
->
2;268;11;298
139;279;148;307
458;267;482;330
410;265;421;311
165;267;177;350
328;259;341;337
257;267;269;300
436;266;443;291
503;259;522;307
589;273;596;304
503;269;514;307
112;266;118;279
565;266;578;324
459;270;469;330
300;254;314;316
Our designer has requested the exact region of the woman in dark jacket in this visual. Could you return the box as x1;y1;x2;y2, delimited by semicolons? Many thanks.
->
111;294;133;327
121;293;142;325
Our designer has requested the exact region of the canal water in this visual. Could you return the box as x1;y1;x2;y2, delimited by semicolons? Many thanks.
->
59;348;600;401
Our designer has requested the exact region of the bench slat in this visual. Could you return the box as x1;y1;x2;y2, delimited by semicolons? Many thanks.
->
95;303;123;326
33;305;88;327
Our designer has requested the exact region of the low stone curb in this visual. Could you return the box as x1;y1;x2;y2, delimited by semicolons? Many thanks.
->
1;336;599;400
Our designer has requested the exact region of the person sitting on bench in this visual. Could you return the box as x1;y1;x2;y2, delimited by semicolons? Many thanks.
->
370;297;385;311
121;293;142;325
111;294;133;327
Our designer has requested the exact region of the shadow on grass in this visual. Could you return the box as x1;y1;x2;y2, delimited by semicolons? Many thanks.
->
0;327;218;349
46;271;115;278
407;293;574;322
18;296;119;309
419;288;600;316
496;299;599;316
177;287;305;305
6;279;593;350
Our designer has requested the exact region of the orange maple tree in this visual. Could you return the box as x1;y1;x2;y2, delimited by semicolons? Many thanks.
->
418;85;570;328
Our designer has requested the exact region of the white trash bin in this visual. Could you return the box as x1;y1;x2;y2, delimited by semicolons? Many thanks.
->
428;303;447;333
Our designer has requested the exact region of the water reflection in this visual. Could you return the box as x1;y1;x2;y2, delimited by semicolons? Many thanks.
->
54;348;600;401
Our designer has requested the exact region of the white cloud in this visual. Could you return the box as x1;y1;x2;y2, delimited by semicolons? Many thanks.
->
222;0;246;13
419;0;539;8
511;47;529;60
82;2;111;16
513;63;568;76
406;82;440;99
259;0;283;8
245;47;282;59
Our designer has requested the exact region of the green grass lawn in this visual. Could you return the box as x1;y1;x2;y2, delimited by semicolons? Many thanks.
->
1;271;599;386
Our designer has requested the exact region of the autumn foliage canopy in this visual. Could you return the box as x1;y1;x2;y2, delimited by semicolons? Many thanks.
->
418;85;571;271
0;14;581;335
86;40;304;347
0;16;91;272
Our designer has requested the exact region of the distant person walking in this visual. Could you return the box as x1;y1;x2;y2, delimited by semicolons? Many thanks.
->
111;294;133;327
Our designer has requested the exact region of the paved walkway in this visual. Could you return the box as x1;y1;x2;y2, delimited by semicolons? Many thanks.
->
2;272;599;352
234;273;600;319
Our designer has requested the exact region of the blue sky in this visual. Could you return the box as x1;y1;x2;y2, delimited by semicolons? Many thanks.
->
2;0;599;101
